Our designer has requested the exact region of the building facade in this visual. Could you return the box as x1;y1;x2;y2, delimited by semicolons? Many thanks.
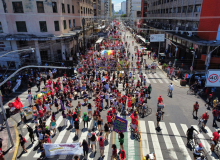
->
130;0;142;26
93;0;101;22
0;0;94;69
141;0;148;23
145;0;220;69
112;3;114;16
121;1;126;14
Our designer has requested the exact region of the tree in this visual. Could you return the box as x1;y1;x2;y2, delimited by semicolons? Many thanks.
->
121;14;127;17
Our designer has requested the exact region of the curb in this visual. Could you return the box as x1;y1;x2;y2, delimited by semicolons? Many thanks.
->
10;118;19;160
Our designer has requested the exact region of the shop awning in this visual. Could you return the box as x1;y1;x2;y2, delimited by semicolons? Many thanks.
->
136;35;146;43
95;37;104;44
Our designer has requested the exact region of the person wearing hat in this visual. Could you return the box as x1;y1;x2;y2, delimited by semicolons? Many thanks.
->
193;101;199;118
82;112;89;130
193;143;205;160
211;130;220;152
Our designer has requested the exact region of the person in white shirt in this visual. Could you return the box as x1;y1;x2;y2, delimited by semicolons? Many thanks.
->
27;93;33;106
168;83;173;96
193;143;205;160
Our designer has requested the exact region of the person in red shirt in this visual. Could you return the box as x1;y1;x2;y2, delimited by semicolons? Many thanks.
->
193;101;199;118
158;95;163;104
111;144;117;160
211;130;220;152
212;108;218;127
201;111;209;128
119;150;126;160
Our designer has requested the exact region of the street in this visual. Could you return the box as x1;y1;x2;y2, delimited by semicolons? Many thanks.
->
5;22;219;160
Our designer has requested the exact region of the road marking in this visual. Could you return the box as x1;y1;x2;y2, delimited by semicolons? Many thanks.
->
103;133;112;160
158;73;170;83
148;121;163;160
147;74;156;83
154;73;163;83
169;123;192;160
160;122;178;159
193;125;218;160
66;119;82;143
128;122;135;160
139;121;149;159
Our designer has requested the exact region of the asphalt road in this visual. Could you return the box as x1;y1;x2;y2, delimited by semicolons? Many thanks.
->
7;22;219;160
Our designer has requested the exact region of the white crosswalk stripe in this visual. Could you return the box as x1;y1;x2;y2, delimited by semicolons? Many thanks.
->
153;73;163;83
147;74;157;83
21;114;219;160
158;73;170;83
148;121;163;160
170;123;192;160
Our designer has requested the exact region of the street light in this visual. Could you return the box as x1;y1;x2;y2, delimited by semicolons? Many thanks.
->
82;18;86;55
0;48;35;58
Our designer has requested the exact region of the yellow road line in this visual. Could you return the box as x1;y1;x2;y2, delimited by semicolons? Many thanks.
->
138;120;143;160
11;118;19;160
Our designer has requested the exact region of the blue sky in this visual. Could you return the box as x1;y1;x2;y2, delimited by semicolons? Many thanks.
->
112;0;124;11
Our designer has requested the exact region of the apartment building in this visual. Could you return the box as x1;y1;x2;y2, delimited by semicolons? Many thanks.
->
130;0;142;26
141;0;148;23
121;1;126;14
93;0;101;22
146;0;220;69
0;0;94;69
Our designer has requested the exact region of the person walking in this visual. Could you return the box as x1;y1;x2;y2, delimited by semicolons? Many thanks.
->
90;132;97;152
74;118;79;137
62;110;67;126
80;139;89;159
212;108;218;127
119;150;127;160
50;119;56;135
82;112;89;130
87;102;93;118
111;144;117;160
200;111;209;129
97;115;103;131
156;108;163;129
193;101;199;118
98;133;105;158
118;131;124;150
104;123;110;140
19;134;28;153
26;124;35;143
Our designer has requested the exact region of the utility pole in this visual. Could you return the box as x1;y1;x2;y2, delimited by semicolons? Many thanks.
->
0;97;14;147
82;18;86;55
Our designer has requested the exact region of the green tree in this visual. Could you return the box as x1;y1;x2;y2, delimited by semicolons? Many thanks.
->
121;14;127;17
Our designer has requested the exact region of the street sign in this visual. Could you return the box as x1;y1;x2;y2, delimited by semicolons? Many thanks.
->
190;66;193;71
205;69;220;87
150;34;165;42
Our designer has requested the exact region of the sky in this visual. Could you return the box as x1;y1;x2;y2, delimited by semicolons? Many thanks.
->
112;0;124;12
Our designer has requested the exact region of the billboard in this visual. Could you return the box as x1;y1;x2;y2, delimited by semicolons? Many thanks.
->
150;34;165;42
205;70;220;87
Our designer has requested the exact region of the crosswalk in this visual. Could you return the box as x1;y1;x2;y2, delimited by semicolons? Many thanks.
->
20;114;219;160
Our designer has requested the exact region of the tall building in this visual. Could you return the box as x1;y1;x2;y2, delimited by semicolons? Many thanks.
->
93;0;101;22
130;0;142;26
126;0;131;17
121;1;126;14
112;3;114;16
0;0;94;68
146;0;220;69
104;0;112;17
141;0;147;23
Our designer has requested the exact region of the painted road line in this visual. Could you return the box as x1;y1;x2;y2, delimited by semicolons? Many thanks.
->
180;124;188;135
205;127;214;138
139;121;149;158
193;125;218;160
128;121;135;160
78;119;92;142
46;116;52;126
143;74;150;83
103;132;112;160
154;73;163;83
169;123;192;160
160;122;178;160
148;121;163;160
66;119;82;143
147;74;156;83
158;73;170;83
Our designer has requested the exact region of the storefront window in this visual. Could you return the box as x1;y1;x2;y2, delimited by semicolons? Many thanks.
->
182;40;186;46
173;36;177;42
177;38;181;44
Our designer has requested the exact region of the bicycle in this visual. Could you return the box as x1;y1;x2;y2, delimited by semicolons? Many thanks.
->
198;119;204;132
129;123;141;141
168;89;172;97
188;134;198;150
196;151;210;160
137;105;152;117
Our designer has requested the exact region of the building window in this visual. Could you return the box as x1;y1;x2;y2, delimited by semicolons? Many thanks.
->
52;2;57;13
62;3;65;13
177;7;181;13
36;1;45;13
67;4;70;13
173;7;176;13
69;20;71;28
16;21;27;32
72;5;75;14
73;19;75;27
63;20;67;29
195;5;201;12
84;7;85;14
183;6;187;13
54;21;60;31
0;22;3;33
39;21;47;32
12;2;24;13
40;50;48;61
188;5;193;13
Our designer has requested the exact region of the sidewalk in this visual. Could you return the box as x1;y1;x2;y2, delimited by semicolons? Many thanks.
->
0;118;18;160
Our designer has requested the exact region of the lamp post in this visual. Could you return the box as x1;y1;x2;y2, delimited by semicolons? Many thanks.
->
82;18;86;55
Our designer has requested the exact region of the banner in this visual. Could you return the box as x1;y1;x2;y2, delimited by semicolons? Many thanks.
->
113;116;127;133
43;143;83;157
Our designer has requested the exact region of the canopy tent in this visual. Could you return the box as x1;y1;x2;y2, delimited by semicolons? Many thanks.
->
136;35;146;43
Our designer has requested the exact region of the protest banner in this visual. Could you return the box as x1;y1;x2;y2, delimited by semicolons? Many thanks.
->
113;116;128;133
43;143;83;157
